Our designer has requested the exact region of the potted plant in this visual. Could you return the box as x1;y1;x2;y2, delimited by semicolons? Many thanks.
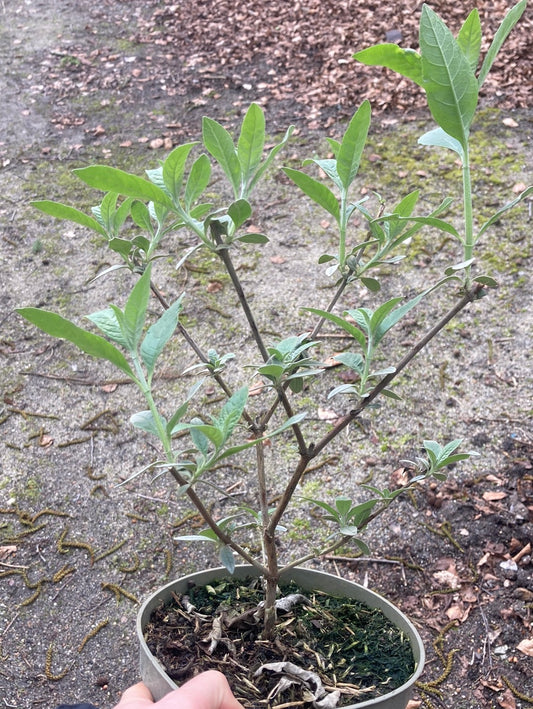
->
18;3;529;707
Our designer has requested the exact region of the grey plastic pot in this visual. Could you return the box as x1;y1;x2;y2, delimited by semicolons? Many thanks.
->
137;565;425;709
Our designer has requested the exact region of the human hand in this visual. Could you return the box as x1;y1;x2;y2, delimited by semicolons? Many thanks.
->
114;671;244;709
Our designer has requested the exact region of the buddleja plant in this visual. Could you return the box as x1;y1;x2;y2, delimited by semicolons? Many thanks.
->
19;2;529;640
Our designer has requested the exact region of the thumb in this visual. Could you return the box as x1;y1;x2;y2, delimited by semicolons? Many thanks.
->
115;682;154;708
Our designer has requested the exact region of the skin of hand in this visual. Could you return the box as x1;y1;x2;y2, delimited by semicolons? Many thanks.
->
114;671;244;709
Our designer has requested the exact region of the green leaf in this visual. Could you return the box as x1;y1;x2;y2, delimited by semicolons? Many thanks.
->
375;286;435;345
457;9;482;74
419;5;479;146
31;200;107;236
189;424;210;457
130;201;155;234
73;166;174;209
202;117;241;197
219;545;236;574
86;308;128;347
379;214;460;239
167;381;204;436
418;127;465;161
108;238;133;258
141;297;183;376
381;388;402;400
393;190;420;219
303;307;366;349
228;199;252;230
306;158;342;189
123;267;152;350
189;424;225;449
444;258;475;275
162;142;198;202
353;45;424;87
184;153;211;210
237;103;265;181
332;352;364;374
17;308;135;379
473;275;498;287
217;412;307;463
360;277;381;292
478;0;527;87
237;233;269;244
130;410;166;436
477;185;533;238
247;124;295;195
337;100;371;190
370;298;403;332
283;168;340;221
216;386;248;437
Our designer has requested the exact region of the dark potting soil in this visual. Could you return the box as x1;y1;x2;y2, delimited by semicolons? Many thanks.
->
143;577;415;707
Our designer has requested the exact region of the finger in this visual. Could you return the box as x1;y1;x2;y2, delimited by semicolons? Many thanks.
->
115;681;154;708
158;671;243;709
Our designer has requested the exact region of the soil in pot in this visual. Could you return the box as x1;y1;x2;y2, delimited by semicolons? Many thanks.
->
143;576;416;707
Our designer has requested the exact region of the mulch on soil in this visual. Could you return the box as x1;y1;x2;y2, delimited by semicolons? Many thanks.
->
42;0;532;137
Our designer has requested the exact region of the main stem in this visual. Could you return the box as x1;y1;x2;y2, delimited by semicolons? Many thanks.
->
462;143;475;289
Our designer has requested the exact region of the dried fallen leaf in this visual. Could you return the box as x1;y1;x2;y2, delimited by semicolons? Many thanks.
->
498;689;517;709
39;434;54;448
322;355;342;368
0;545;17;561
249;381;265;397
483;491;508;501
317;407;338;422
516;638;533;657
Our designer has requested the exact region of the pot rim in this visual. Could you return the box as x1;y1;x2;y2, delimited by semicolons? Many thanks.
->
137;565;426;708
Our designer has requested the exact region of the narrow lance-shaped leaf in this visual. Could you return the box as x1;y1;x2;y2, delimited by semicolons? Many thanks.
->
477;185;533;239
16;308;136;379
74;166;174;209
202;117;242;198
31;200;107;237
419;5;478;147
141;297;183;377
87;308;128;347
247;124;295;195
457;8;482;74
122;266;152;350
353;45;424;87
283;168;340;222
336;100;371;190
163;142;198;203
478;0;527;87
184;154;211;210
237;103;265;182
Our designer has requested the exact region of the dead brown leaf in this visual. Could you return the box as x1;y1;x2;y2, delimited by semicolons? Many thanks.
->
0;545;17;561
482;491;508;501
516;638;533;657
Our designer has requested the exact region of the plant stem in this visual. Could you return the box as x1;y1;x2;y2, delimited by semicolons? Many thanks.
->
210;223;307;450
168;464;269;575
150;278;259;433
462;143;474;288
312;284;484;458
268;284;483;535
